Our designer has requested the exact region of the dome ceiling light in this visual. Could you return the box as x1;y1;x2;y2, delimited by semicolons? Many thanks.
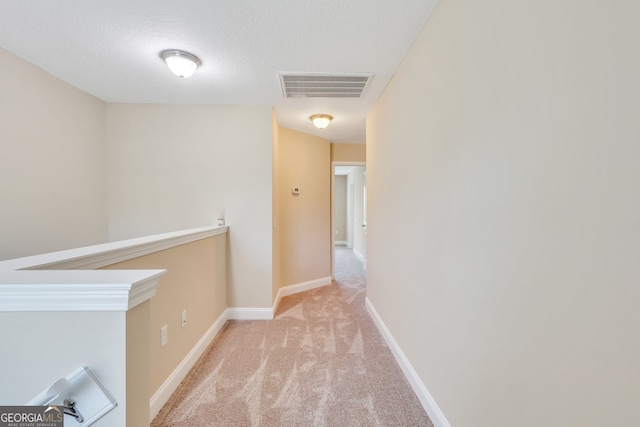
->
160;49;201;78
310;114;333;129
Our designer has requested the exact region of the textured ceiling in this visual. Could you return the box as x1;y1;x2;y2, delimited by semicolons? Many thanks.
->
0;0;439;143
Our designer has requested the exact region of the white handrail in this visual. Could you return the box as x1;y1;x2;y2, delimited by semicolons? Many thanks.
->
0;225;228;271
0;225;228;311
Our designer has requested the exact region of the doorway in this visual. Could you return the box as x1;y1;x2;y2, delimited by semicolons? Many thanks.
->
331;162;366;283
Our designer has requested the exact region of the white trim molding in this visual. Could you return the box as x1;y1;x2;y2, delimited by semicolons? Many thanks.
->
150;309;230;420
0;270;165;312
334;241;348;246
0;225;228;272
365;297;451;427
226;307;274;320
331;160;366;279
272;276;332;315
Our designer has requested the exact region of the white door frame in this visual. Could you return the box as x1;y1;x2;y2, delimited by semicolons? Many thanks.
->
347;182;355;249
331;160;366;279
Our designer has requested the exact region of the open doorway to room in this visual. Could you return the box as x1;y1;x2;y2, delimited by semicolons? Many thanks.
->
331;162;366;285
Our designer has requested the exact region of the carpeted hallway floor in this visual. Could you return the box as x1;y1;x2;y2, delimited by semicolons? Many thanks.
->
151;246;433;426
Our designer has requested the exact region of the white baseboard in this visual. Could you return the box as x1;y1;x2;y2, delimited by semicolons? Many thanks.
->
272;276;332;314
149;309;230;421
335;241;348;246
226;307;274;320
365;298;450;427
353;248;365;264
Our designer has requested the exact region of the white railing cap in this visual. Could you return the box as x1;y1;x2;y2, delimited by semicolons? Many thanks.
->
0;269;166;311
0;225;227;271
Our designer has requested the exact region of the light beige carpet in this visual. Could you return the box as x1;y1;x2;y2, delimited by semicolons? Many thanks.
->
152;248;433;426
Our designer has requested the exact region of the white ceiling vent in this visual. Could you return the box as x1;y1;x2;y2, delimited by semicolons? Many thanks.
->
279;72;373;98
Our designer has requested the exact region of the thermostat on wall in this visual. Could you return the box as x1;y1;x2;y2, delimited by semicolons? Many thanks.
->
291;187;301;195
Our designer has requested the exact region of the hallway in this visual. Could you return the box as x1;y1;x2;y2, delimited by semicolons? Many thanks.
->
334;246;366;288
151;247;431;426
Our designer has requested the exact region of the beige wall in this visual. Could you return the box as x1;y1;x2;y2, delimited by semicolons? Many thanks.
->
334;175;347;242
366;1;640;426
103;235;227;401
331;143;365;162
272;110;281;301
107;104;272;308
0;48;108;260
126;300;151;427
278;126;331;287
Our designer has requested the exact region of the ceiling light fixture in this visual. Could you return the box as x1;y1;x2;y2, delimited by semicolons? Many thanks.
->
160;49;201;78
310;114;333;129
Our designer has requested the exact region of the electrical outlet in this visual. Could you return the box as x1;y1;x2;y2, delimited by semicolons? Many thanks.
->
181;310;187;328
161;325;168;347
